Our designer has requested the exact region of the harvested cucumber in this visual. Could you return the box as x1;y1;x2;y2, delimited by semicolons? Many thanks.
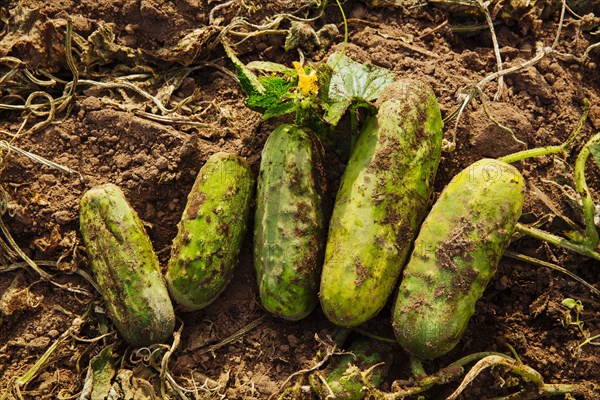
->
166;152;254;311
393;158;524;359
80;184;175;347
254;124;327;320
320;79;443;327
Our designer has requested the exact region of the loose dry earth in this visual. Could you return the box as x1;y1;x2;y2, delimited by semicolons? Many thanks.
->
0;1;599;399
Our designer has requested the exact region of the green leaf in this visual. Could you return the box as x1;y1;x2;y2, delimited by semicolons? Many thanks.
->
246;76;296;113
323;99;351;126
223;39;265;96
224;42;297;117
590;142;600;168
321;52;394;127
326;52;395;102
263;101;296;120
80;345;115;400
561;298;579;309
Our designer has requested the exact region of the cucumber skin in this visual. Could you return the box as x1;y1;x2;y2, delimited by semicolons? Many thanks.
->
79;184;175;347
166;152;254;311
393;159;524;359
254;125;327;321
319;80;443;327
310;338;392;400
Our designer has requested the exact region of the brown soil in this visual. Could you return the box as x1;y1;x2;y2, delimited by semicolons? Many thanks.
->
1;1;599;399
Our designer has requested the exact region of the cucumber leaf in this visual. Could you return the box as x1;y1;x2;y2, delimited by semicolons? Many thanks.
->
224;42;297;118
245;76;296;113
326;52;395;102
321;52;395;126
80;345;115;400
590;142;600;168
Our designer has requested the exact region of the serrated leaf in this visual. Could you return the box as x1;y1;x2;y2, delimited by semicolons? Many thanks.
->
326;52;395;102
321;52;394;127
590;142;600;168
245;76;296;112
263;101;296;120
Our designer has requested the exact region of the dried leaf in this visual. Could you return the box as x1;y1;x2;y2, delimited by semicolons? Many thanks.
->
79;345;116;400
80;22;143;67
0;5;64;70
153;25;218;66
284;21;320;52
108;369;157;400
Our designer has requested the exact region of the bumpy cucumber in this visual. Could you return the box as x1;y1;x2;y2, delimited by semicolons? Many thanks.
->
309;338;392;400
320;79;443;327
80;184;175;347
254;124;326;320
393;159;524;359
166;152;254;311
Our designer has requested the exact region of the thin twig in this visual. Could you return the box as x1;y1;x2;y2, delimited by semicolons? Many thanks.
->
269;334;341;400
196;315;266;356
505;251;600;296
477;1;504;100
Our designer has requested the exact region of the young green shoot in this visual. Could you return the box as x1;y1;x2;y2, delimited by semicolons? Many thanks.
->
561;298;600;353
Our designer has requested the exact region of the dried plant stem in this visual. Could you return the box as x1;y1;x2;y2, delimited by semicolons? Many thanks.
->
504;251;600;296
15;315;85;388
446;355;593;399
477;0;504;100
197;315;266;357
379;352;511;399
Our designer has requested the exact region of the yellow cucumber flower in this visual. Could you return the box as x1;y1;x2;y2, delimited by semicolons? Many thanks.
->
293;61;318;96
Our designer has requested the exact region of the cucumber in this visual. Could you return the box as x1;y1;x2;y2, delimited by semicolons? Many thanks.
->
166;152;254;311
79;184;175;347
309;338;392;400
393;159;524;359
254;124;326;320
319;79;443;327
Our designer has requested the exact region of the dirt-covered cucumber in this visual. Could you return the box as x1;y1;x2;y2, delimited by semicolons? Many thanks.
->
80;184;175;347
166;152;254;311
319;79;443;327
254;124;326;321
393;159;524;359
309;338;392;399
